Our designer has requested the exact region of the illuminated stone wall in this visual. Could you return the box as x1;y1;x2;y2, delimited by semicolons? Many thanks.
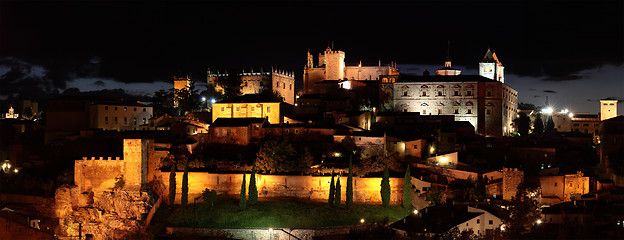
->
157;172;405;204
212;102;282;124
502;168;524;201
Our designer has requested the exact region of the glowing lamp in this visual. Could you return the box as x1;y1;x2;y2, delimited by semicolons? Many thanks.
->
210;98;216;104
201;97;206;102
413;209;418;215
360;219;365;223
536;219;542;225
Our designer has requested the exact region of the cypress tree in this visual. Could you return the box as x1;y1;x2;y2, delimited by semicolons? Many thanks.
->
328;171;335;206
381;165;391;207
346;156;354;210
403;165;412;209
239;173;247;209
334;177;341;208
248;164;258;205
181;161;189;206
168;162;176;205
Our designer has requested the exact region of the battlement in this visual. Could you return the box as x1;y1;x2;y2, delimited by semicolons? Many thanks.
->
207;68;295;78
503;167;522;172
80;157;123;161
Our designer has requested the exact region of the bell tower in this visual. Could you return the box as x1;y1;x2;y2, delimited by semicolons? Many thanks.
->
479;48;505;83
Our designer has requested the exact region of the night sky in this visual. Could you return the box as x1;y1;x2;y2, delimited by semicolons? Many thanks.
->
1;0;622;114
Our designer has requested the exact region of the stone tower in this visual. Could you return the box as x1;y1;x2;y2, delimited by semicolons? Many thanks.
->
123;139;153;190
479;48;505;83
324;47;346;80
306;50;314;68
600;98;618;121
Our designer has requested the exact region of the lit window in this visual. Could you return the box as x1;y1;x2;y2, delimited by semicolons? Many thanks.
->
143;118;146;124
236;106;240;112
124;107;127;111
267;106;271;113
221;107;225;112
422;109;427;114
251;106;255;112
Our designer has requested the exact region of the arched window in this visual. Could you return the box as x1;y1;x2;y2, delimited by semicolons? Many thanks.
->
466;101;474;106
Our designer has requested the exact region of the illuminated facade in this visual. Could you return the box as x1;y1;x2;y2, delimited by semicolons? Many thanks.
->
207;68;295;105
380;49;517;137
600;98;618;121
89;102;153;131
211;94;294;124
479;48;505;83
303;47;399;94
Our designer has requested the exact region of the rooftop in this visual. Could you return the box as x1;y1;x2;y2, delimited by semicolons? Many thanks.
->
395;74;500;83
210;117;266;127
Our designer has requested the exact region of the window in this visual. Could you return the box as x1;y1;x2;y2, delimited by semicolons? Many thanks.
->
437;109;442;114
489;220;493;225
267;106;271;113
290;84;292;90
438;91;443;96
114;107;118;110
124;107;127;111
133;118;137;125
114;117;118;123
555;182;557;187
105;116;108;124
143;108;146;112
422;91;427;96
276;82;279;87
283;84;285;89
295;129;299;134
487;109;491;114
477;219;480;224
422;109;427;114
454;91;459;96
251;106;255;112
221;107;225;112
285;129;289;134
134;108;137;111
487;92;492;97
105;106;108;110
454;109;459;114
244;81;248;86
124;117;127;124
236;106;240;112
404;91;408;96
413;145;418;149
467;90;472;96
467;109;472;114
143;118;146;124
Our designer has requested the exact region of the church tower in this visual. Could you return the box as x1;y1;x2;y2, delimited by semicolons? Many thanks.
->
324;46;345;80
306;49;314;68
479;48;505;83
600;98;618;121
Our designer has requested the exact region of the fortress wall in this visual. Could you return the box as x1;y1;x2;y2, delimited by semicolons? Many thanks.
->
156;171;405;205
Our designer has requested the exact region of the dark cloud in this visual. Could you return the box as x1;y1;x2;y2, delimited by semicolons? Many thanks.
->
543;75;585;82
543;90;557;94
534;95;541;98
94;80;105;87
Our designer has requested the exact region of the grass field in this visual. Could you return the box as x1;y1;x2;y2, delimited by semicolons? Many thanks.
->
157;197;411;228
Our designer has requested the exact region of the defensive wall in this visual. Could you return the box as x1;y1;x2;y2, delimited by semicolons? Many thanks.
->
75;139;405;205
155;171;405;205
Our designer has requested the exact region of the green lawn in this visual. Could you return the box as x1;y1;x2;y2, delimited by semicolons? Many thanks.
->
158;197;411;228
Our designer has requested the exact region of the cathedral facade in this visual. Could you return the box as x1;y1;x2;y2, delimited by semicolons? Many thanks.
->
383;49;518;137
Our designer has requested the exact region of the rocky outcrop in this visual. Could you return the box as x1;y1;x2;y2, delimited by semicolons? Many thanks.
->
55;186;154;240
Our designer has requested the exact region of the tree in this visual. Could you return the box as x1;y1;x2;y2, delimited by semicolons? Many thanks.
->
168;163;176;205
297;147;315;175
181;161;189;206
513;112;531;136
248;164;258;206
502;184;541;238
256;138;297;174
358;146;401;176
546;115;555;132
346;156;354;210
329;171;335;206
239;173;247;209
334;177;341;208
152;89;175;117
426;188;447;206
403;165;412;209
380;165;391;207
201;188;217;207
533;113;544;134
218;69;243;99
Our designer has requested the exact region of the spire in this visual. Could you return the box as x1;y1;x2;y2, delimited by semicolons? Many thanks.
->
482;48;497;63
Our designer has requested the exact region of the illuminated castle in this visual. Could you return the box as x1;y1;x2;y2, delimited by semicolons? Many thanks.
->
303;46;399;94
207;68;295;105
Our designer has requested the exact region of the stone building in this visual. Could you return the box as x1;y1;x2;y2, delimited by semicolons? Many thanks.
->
89;102;153;131
208;68;295;105
381;49;517;137
211;94;296;124
303;46;399;94
600;98;618;121
539;171;590;204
